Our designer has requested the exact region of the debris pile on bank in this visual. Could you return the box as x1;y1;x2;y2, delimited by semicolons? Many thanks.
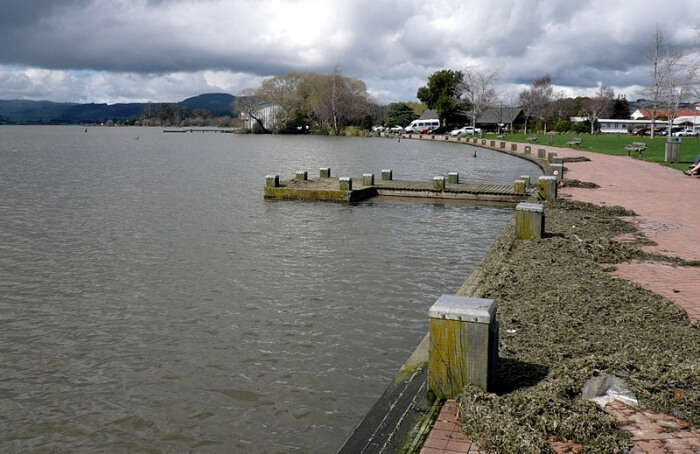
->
458;200;699;453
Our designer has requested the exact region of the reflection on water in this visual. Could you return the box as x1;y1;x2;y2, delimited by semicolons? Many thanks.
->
0;126;540;452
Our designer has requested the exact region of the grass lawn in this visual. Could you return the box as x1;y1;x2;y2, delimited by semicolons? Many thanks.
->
493;132;700;171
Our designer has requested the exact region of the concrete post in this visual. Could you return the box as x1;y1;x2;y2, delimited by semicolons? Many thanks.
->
524;145;531;154
429;295;498;397
433;176;446;191
537;148;546;159
362;173;375;186
381;169;393;181
550;163;564;181
265;175;279;188
447;172;459;184
519;175;530;187
490;140;495;147
339;177;352;191
547;152;557;163
511;143;518;152
295;170;308;181
500;141;506;149
538;176;557;201
320;167;331;178
513;179;527;194
515;202;544;240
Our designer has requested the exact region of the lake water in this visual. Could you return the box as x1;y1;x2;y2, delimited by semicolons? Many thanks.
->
0;126;540;453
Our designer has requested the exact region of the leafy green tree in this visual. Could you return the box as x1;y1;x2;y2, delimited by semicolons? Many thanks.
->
417;69;464;125
610;96;631;119
384;102;418;127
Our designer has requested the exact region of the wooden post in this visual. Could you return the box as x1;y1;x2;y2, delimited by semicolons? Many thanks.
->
429;295;498;397
320;167;331;178
381;169;393;181
295;170;308;181
447;172;459;184
433;176;446;191
515;202;544;240
362;173;375;186
339;177;352;191
538;176;557;201
265;175;279;188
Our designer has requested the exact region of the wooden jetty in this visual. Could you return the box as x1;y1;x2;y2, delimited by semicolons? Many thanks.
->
163;128;234;133
264;171;532;205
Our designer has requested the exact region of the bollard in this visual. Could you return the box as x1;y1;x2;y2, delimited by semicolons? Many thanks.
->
511;143;518;152
490;140;495;147
515;202;544;240
433;176;446;191
537;148;546;159
295;170;308;181
320;167;331;178
547;152;557;163
362;173;375;186
538;176;557;201
550;163;564;181
473;137;479;144
513;179;527;194
429;295;498;397
447;172;459;184
339;177;352;191
381;169;393;181
500;141;506;149
524;145;531;154
265;175;279;188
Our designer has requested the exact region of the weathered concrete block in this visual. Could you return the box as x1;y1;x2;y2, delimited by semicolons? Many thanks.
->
547;152;557;163
433;176;446;191
511;143;518;152
520;175;531;187
362;173;375;186
515;202;544;240
381;169;393;181
524;145;531;154
319;167;331;178
339;177;352;191
537;148;546;159
447;172;459;184
429;295;498;397
265;175;279;188
550;163;564;181
538;176;557;201
513;179;527;194
295;170;308;181
500;141;506;149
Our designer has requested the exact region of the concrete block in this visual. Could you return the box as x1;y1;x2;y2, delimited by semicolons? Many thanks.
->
319;167;331;178
339;177;352;191
265;175;279;188
538;176;557;201
433;176;446;191
447;172;459;184
295;170;308;181
515;202;544;240
362;173;374;186
381;169;393;181
429;295;498;397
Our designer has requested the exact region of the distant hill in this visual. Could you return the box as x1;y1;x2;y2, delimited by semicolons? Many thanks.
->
0;93;236;124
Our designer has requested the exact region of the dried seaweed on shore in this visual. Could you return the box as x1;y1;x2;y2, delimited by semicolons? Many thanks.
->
560;179;600;189
458;199;699;453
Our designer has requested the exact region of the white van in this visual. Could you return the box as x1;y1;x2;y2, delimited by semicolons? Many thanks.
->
404;118;440;133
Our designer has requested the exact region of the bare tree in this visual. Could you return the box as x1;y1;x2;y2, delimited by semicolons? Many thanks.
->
582;85;614;133
519;76;553;134
459;68;498;128
234;89;269;133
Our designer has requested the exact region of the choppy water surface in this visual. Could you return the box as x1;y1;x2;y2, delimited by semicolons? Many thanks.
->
0;127;540;453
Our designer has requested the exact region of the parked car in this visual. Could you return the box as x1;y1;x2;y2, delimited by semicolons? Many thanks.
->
371;125;385;132
449;126;481;136
389;125;404;133
632;127;650;136
673;128;698;137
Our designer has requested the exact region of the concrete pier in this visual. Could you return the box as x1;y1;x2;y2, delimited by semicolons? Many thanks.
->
265;175;279;188
538;176;557;201
447;172;459;184
433;176;446;191
428;295;498;397
320;167;331;178
515;202;544;240
381;169;393;181
296;170;308;181
362;173;375;186
339;177;352;191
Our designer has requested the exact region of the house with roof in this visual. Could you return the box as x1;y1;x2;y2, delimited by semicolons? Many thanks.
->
475;107;525;132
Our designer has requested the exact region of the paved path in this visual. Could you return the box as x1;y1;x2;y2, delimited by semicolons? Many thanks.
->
418;138;700;454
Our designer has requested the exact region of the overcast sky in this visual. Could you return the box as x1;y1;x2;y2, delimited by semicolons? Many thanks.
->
1;0;698;104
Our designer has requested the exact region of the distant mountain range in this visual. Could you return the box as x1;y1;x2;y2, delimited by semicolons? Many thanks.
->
0;93;235;124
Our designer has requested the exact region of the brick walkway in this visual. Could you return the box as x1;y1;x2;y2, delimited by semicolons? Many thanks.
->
419;138;699;453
